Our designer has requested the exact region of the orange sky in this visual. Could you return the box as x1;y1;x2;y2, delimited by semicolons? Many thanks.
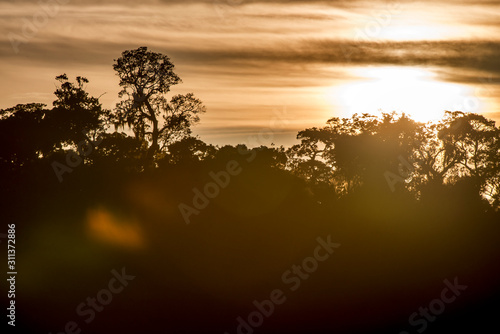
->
1;0;499;146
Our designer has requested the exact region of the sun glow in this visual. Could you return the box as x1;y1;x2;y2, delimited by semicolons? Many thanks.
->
327;66;473;123
378;24;445;41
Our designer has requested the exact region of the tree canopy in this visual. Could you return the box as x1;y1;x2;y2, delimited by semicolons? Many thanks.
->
0;46;498;210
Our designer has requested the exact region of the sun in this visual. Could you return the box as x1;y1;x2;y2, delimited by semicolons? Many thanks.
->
326;66;474;123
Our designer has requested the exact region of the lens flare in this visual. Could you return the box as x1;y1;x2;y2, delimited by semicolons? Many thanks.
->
86;208;145;249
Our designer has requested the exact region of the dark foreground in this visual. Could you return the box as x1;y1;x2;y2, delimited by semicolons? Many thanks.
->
3;160;499;334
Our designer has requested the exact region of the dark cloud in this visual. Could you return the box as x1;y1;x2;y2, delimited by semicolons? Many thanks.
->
2;35;499;86
163;39;500;84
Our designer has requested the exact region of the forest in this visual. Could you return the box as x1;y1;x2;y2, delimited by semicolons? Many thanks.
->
1;47;499;334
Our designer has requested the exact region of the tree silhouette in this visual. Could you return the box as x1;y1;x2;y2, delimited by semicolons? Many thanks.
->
281;111;499;209
0;46;498;213
286;127;334;185
112;47;205;166
0;103;49;169
46;74;109;151
0;75;108;171
163;136;216;165
89;132;146;171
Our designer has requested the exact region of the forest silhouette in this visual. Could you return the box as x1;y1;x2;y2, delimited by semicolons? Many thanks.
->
1;47;499;334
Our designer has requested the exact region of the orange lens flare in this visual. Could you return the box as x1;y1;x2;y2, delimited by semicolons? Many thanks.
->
86;208;144;249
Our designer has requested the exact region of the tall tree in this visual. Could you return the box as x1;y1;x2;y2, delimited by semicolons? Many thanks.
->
112;46;205;165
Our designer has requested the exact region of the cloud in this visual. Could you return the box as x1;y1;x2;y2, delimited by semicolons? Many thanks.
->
1;0;500;141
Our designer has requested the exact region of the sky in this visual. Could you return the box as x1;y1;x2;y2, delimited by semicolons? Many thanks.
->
1;0;499;147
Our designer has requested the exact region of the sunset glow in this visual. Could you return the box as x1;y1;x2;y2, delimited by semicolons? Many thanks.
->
327;67;473;122
0;1;499;146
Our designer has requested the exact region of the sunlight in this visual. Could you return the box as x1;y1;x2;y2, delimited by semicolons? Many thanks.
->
378;24;444;41
327;66;473;123
369;8;466;41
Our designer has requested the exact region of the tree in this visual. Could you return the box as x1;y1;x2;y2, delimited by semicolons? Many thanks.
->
164;136;216;165
286;127;334;185
0;103;49;169
439;111;499;205
46;74;109;150
439;111;498;180
286;113;424;194
89;132;146;170
0;75;108;171
112;47;205;165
